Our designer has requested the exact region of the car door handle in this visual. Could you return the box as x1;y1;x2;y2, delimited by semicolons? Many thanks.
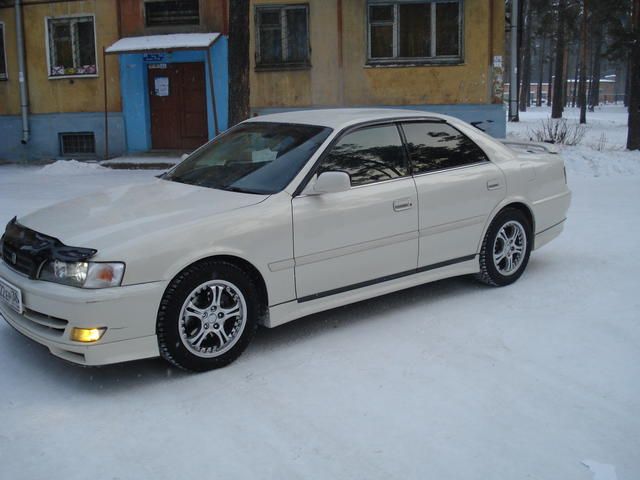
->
487;179;503;190
393;198;413;212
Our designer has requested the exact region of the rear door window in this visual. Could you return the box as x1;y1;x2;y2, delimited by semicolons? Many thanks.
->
401;122;489;174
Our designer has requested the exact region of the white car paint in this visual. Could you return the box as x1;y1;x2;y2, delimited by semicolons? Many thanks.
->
0;109;571;366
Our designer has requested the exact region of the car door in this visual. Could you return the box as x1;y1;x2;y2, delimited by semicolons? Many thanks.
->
400;121;506;268
292;124;419;300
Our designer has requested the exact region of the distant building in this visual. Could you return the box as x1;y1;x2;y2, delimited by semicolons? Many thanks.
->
504;77;620;105
1;0;505;162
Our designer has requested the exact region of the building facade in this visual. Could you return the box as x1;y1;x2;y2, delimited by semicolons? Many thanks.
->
249;0;506;138
0;0;505;162
0;0;123;161
0;0;228;161
108;0;228;153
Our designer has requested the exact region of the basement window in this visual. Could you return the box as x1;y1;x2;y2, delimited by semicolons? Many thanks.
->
255;5;310;69
47;16;97;77
59;132;96;157
0;22;7;80
367;0;462;65
145;0;200;27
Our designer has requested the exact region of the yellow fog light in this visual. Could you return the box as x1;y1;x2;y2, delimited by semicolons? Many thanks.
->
70;327;106;343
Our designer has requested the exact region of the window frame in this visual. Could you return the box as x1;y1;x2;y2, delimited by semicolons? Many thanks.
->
0;22;7;81
44;14;98;80
255;3;311;71
398;120;490;175
143;0;202;28
366;0;464;66
294;121;413;195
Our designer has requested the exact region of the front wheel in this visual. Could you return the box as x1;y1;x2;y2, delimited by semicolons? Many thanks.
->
157;260;259;372
476;209;532;287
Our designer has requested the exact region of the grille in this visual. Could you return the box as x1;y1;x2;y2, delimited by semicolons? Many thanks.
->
59;132;96;156
1;242;39;277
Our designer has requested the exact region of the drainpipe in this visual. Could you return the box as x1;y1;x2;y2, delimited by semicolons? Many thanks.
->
15;0;30;144
508;0;519;121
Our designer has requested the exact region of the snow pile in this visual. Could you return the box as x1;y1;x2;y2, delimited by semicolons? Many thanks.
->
101;155;182;166
36;160;109;176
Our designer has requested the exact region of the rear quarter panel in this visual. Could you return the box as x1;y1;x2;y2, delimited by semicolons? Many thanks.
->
450;120;571;250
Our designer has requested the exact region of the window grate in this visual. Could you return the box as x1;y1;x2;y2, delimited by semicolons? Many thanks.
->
145;0;200;27
59;132;96;156
47;16;97;77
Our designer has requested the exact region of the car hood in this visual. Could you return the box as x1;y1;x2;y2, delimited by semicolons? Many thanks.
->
16;178;268;253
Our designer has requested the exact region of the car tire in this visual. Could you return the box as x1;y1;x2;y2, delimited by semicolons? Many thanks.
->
157;260;259;372
476;208;532;287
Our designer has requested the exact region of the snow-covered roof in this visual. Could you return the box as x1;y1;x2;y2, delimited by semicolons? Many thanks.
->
246;108;451;129
106;33;220;54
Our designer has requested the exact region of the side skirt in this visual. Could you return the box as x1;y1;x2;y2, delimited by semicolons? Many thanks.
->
264;255;479;328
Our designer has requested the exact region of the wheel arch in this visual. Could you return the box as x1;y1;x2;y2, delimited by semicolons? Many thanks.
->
166;254;270;323
478;199;536;252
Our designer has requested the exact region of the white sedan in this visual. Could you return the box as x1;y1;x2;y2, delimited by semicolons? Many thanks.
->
0;109;571;371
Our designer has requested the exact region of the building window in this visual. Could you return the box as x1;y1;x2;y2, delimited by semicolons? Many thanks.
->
145;0;200;27
47;16;97;77
0;22;8;80
255;5;310;69
59;132;96;156
367;1;462;64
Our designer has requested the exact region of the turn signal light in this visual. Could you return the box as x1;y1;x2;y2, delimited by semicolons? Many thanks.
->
71;327;106;343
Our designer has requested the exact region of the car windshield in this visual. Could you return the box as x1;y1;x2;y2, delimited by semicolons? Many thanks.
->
163;122;332;194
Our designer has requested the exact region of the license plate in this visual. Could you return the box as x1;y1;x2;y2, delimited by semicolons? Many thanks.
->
0;277;23;314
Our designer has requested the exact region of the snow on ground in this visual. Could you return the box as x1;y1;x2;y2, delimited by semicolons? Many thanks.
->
0;106;639;480
508;105;640;177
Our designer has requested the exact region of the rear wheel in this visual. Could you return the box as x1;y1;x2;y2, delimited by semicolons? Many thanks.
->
157;260;259;372
476;208;532;287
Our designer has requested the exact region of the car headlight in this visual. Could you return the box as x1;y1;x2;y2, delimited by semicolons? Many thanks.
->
39;260;125;288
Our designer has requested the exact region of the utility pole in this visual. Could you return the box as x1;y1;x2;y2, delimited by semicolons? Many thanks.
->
627;0;640;149
552;0;566;119
578;0;588;124
509;0;519;122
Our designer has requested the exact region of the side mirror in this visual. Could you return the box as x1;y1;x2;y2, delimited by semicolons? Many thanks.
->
305;171;351;195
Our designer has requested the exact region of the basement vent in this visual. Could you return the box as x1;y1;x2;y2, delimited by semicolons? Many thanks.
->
59;132;96;156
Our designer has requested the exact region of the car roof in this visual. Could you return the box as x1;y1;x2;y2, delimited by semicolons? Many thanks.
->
244;108;452;130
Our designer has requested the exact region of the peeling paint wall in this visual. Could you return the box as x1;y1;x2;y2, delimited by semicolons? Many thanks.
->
249;0;505;110
0;0;121;117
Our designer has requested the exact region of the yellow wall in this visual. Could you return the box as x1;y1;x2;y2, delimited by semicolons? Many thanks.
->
250;0;504;110
0;0;121;116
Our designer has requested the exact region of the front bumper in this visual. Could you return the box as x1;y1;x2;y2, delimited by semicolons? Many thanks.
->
0;260;166;366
